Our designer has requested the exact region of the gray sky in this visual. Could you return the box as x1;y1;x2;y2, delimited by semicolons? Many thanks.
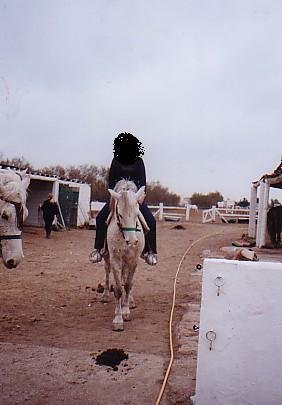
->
1;0;282;201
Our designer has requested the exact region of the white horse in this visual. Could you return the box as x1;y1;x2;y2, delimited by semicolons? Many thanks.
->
102;179;147;331
0;169;30;269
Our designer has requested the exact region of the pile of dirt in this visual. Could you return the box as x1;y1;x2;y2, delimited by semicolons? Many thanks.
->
95;349;129;371
172;224;186;230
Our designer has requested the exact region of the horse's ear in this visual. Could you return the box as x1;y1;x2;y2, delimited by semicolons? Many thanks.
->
19;168;28;176
136;186;146;203
21;174;30;190
108;189;121;200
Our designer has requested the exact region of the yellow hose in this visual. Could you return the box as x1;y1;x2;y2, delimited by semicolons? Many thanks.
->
155;232;222;405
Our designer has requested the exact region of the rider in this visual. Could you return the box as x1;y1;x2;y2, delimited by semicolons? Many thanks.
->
90;132;157;266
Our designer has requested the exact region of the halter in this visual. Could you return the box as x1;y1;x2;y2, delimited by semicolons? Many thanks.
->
115;204;141;239
0;197;23;242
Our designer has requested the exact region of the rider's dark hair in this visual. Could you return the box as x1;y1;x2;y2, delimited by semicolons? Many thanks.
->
113;132;145;164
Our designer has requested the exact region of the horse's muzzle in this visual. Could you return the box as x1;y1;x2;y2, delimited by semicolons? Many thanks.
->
126;239;139;246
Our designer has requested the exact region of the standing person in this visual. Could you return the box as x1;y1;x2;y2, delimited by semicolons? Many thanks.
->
90;132;157;266
40;193;59;238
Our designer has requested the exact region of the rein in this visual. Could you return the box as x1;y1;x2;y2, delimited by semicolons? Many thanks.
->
0;197;23;243
115;204;141;238
0;234;22;240
121;227;141;232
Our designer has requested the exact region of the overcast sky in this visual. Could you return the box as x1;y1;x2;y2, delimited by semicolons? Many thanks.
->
1;0;281;201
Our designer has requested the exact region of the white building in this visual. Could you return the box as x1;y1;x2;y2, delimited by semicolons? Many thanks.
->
0;165;91;228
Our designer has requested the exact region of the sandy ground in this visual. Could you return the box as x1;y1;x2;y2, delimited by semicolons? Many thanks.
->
0;212;248;404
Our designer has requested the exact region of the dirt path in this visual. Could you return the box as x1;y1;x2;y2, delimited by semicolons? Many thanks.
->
0;216;247;404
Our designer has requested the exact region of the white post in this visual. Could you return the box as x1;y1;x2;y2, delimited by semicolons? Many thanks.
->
52;179;59;201
159;202;164;221
248;184;258;238
185;204;190;221
212;206;216;222
256;181;270;248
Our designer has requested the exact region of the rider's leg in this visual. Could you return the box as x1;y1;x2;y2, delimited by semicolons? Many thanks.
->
90;203;110;263
139;203;157;265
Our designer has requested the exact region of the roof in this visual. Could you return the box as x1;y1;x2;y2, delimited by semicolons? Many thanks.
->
258;160;282;189
0;164;88;185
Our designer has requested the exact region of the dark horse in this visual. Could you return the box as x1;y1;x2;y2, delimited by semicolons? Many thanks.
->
267;206;282;247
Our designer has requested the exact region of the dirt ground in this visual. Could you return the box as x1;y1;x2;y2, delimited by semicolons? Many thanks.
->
0;212;249;405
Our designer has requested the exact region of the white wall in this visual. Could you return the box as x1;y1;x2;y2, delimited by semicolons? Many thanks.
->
193;258;282;405
76;183;91;226
26;175;91;228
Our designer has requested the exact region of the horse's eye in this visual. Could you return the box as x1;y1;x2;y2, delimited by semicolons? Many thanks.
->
1;212;9;220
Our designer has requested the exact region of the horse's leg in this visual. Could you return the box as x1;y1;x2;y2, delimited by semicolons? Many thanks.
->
121;264;136;309
112;261;124;331
278;222;282;246
274;219;279;247
129;292;136;309
122;265;137;321
270;221;276;246
101;252;111;303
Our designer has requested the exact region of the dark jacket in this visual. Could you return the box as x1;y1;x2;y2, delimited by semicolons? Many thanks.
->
108;158;146;191
41;200;59;220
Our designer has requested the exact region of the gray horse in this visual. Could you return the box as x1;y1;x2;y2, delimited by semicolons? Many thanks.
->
267;206;282;247
101;179;147;331
0;169;30;268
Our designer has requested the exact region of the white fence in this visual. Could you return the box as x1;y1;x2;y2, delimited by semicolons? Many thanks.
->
202;206;257;224
89;201;195;223
148;203;197;221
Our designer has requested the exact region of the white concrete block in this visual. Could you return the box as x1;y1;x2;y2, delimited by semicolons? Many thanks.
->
193;258;282;405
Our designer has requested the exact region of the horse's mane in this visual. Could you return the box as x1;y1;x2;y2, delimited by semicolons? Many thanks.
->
0;169;28;204
108;179;138;220
114;179;138;193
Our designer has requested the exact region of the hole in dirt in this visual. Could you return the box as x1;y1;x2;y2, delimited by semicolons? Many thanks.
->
95;348;129;371
172;224;186;230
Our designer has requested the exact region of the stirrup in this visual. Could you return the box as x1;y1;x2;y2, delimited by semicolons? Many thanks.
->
142;252;157;266
89;248;104;263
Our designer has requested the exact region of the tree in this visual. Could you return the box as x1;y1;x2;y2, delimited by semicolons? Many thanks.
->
0;154;34;171
146;181;180;205
270;198;281;207
0;154;181;204
190;191;224;209
236;197;250;208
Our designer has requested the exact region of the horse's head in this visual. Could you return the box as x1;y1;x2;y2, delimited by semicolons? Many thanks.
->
109;181;145;246
0;169;30;269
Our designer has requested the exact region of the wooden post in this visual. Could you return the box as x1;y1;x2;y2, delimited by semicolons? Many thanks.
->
248;184;258;238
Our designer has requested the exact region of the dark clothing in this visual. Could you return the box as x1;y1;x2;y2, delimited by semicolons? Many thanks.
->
41;199;59;238
108;158;146;191
95;201;156;253
94;157;157;253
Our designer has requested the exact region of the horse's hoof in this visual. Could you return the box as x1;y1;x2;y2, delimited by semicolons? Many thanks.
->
101;294;110;303
123;313;131;322
113;323;124;331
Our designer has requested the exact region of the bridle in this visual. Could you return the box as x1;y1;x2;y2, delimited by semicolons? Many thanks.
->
115;204;141;239
0;197;23;242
